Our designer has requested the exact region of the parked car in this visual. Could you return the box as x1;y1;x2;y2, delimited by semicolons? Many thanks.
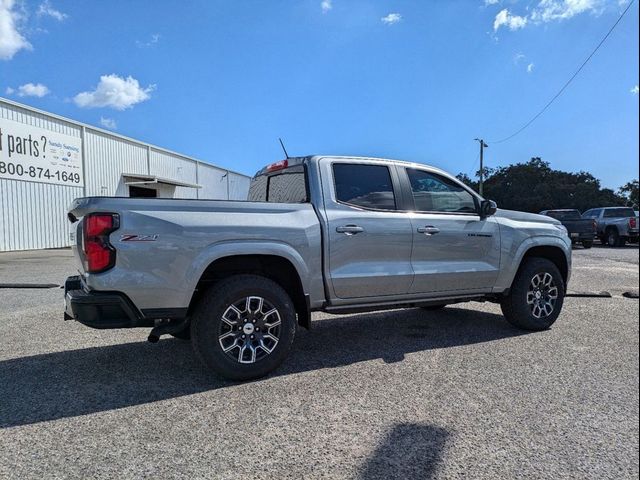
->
540;209;596;249
64;155;572;380
582;207;639;247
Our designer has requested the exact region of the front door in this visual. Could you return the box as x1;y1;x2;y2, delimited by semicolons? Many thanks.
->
323;161;414;299
402;167;500;293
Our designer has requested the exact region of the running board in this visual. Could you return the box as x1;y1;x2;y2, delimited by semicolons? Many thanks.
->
323;294;488;315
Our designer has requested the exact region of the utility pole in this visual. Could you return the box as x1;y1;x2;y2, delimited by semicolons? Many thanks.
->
474;138;488;196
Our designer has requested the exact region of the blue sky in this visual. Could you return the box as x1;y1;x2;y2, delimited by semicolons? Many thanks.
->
1;0;638;188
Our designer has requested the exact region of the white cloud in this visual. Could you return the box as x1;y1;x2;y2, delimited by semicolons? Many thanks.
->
484;0;500;5
36;0;67;21
493;0;610;34
381;13;402;25
73;74;155;110
514;52;526;64
5;86;14;94
100;117;117;130
321;0;332;14
16;82;50;97
631;85;639;95
494;9;527;31
527;62;535;73
530;0;603;23
136;33;160;48
0;0;32;60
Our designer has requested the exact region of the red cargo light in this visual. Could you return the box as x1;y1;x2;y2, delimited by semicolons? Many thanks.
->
266;159;288;172
630;217;637;229
83;213;119;273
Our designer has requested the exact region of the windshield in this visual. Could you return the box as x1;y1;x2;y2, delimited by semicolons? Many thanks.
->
603;208;636;218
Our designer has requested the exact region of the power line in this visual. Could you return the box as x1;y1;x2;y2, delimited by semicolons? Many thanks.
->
488;0;636;145
467;149;480;176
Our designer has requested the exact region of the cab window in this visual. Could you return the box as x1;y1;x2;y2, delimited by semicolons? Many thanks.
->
333;164;396;210
406;168;477;214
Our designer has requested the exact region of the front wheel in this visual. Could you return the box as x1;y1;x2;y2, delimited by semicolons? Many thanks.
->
501;258;565;331
581;240;593;249
190;275;296;381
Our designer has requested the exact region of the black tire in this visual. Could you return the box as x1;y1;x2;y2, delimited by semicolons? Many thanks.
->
190;274;296;381
606;229;621;247
420;304;447;311
581;240;593;249
500;257;565;331
170;327;191;340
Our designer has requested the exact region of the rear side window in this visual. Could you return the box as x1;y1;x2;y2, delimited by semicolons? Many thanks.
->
603;208;635;218
248;168;308;203
406;168;477;214
333;164;396;210
546;210;581;220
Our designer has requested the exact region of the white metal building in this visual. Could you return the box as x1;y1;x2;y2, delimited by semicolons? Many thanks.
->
0;97;251;252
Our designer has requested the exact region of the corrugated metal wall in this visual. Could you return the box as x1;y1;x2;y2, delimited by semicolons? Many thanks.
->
84;130;148;197
0;179;81;250
198;163;230;199
229;173;252;200
0;100;84;251
149;148;198;199
0;98;251;252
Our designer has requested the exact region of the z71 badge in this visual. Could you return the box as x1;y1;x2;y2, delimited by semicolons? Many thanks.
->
120;234;159;242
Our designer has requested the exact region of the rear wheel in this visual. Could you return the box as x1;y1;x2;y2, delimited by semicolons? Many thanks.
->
581;240;593;249
501;258;565;331
606;229;621;247
191;275;296;380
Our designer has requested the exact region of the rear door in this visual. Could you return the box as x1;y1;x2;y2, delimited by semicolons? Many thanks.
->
400;167;500;293
319;159;414;299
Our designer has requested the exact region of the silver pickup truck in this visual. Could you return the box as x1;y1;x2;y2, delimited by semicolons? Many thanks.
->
582;207;639;247
65;155;572;380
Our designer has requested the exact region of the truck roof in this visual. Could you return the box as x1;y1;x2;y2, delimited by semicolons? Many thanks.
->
544;209;580;212
254;155;451;178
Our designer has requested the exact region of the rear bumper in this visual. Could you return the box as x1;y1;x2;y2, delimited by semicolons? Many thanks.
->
64;275;151;329
569;233;595;242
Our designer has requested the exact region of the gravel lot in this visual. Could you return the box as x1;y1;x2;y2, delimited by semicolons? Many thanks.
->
0;245;638;479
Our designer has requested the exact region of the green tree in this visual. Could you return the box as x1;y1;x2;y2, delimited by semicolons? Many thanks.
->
456;158;626;213
618;180;639;208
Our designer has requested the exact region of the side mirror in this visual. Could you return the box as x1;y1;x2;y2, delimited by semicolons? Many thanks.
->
480;199;497;218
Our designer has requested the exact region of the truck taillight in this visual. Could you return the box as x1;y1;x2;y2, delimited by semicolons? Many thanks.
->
83;213;119;273
630;217;637;229
592;219;597;231
266;159;288;172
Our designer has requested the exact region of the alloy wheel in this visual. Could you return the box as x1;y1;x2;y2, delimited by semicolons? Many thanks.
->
218;296;281;364
526;272;559;319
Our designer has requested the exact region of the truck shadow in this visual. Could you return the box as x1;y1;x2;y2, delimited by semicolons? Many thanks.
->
0;307;526;428
357;423;450;480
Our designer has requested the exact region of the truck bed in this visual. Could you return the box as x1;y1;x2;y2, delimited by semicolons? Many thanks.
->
68;196;324;312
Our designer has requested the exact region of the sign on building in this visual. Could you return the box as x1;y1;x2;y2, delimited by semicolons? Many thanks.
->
0;118;84;187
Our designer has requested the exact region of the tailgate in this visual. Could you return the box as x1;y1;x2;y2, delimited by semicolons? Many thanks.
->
563;220;594;234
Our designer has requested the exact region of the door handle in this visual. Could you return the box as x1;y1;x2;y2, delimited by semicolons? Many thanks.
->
336;225;364;235
417;226;440;236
